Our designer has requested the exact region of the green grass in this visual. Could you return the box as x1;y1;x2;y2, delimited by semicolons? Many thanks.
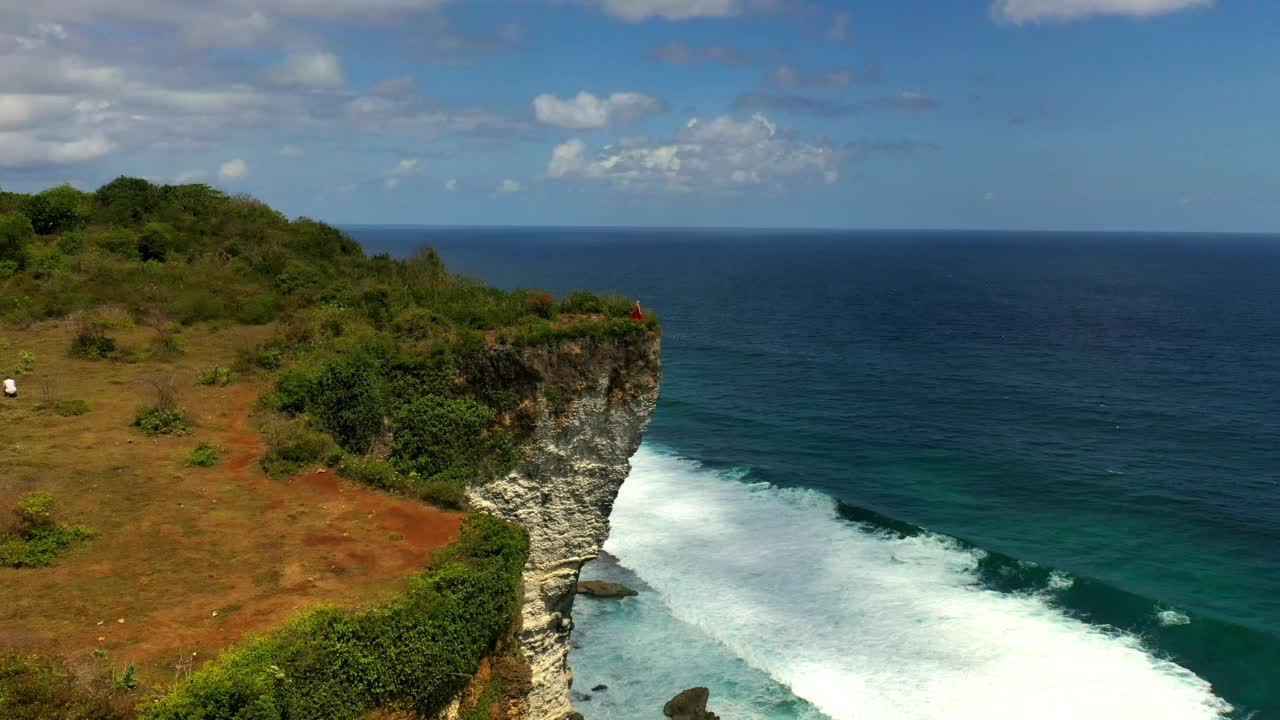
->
0;492;94;569
196;367;233;386
139;514;528;720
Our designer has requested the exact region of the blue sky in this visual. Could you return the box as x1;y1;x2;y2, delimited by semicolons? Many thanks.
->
1;0;1276;231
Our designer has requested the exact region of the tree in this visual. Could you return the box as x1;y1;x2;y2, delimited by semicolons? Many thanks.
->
93;176;158;226
0;213;34;269
19;185;92;235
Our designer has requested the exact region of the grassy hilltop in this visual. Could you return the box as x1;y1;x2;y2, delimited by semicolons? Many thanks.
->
0;178;657;719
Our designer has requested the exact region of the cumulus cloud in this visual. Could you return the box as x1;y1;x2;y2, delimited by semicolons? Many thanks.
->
267;52;345;88
597;0;740;21
173;168;208;183
446;178;458;191
383;158;419;189
499;179;522;193
218;158;248;181
385;177;401;190
990;0;1212;23
0;131;116;168
547;113;841;193
533;91;665;129
279;144;304;157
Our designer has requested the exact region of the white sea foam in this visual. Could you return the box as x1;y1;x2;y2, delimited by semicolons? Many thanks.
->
603;445;1232;720
1158;609;1193;626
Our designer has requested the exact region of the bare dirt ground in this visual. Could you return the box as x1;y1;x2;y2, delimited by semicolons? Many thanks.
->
0;320;463;690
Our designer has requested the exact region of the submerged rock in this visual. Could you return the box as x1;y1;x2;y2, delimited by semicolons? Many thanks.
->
591;684;608;692
577;580;639;598
663;687;720;720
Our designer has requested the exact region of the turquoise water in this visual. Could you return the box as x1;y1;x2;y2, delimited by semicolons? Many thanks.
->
351;228;1280;719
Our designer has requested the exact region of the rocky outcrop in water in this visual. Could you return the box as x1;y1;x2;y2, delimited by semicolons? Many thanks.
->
664;688;721;720
465;333;661;720
577;580;639;598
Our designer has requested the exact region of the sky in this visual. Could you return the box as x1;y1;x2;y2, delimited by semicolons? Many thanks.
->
1;0;1277;232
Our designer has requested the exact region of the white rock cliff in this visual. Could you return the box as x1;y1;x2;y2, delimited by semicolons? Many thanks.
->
466;333;662;720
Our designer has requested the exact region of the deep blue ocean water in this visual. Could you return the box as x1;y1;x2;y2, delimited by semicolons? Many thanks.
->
350;228;1280;720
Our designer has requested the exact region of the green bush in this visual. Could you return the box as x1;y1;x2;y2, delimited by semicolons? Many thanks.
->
186;441;220;467
390;396;519;485
132;407;192;436
94;228;140;259
0;493;94;569
559;290;604;315
0;212;34;269
260;417;335;478
523;291;556;320
15;350;34;375
55;399;90;417
307;354;387;454
137;222;179;262
140;515;527;720
197;367;234;386
337;457;402;492
14;492;57;530
70;331;117;360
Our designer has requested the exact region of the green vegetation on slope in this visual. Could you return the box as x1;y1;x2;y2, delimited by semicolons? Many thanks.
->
2;178;658;504
139;514;527;720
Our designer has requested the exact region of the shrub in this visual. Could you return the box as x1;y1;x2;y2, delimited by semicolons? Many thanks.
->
390;396;519;485
559;290;604;315
14;492;57;530
0;653;130;720
523;291;556;320
0;212;34;269
140;515;528;720
132;408;192;437
337;457;402;492
57;229;85;255
137;222;178;262
197;367;234;386
0;493;95;569
28;246;65;278
186;441;220;467
94;227;140;259
15;350;34;375
260;417;335;478
70;332;117;359
69;314;117;360
307;354;387;453
55;400;90;417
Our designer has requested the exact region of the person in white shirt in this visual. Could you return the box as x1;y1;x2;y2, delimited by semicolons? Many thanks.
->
3;378;16;398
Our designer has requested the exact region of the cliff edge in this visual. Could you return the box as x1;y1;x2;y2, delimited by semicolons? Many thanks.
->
465;331;662;720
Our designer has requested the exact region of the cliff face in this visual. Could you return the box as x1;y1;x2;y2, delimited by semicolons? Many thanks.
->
464;333;661;720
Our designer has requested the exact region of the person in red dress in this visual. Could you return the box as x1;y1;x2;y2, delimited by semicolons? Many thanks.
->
630;301;644;320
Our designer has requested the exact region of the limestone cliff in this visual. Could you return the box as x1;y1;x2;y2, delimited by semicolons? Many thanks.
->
463;332;662;720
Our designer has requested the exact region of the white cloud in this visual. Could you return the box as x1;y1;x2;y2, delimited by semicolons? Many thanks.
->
446;178;458;191
267;52;344;88
548;113;839;193
984;191;996;201
279;144;304;157
0;131;116;167
218;158;248;181
384;177;401;190
174;168;208;183
990;0;1212;23
499;179;522;193
533;91;664;129
391;158;418;175
597;0;740;21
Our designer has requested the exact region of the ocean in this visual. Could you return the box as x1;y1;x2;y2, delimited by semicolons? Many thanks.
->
349;228;1280;720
